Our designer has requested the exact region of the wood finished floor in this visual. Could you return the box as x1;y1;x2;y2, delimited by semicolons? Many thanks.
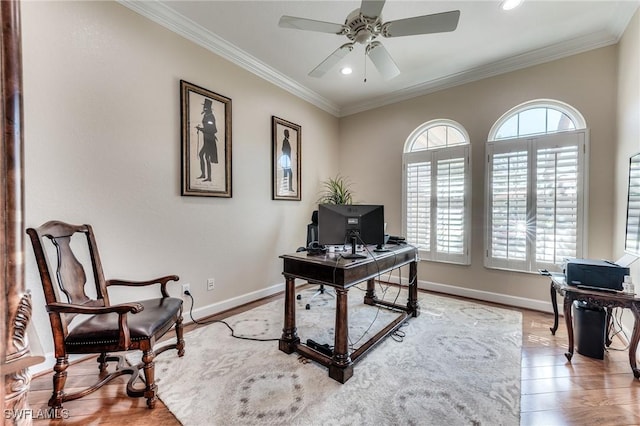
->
27;290;640;425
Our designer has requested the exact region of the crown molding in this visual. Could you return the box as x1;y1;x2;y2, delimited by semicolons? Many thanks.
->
117;0;341;117
339;29;621;116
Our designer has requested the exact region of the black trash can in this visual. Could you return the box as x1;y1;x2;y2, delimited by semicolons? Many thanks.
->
573;300;606;359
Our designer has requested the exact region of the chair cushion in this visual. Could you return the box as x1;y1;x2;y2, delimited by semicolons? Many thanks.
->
65;297;182;349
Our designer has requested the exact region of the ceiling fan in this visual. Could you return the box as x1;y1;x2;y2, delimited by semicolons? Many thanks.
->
278;0;460;80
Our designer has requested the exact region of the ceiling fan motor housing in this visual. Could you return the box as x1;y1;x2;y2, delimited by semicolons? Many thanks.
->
344;9;382;44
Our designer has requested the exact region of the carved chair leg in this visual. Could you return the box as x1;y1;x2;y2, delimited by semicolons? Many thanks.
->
49;356;69;409
142;349;157;409
176;314;185;357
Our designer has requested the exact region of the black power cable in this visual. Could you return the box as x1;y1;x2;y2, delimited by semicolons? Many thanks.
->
183;291;280;342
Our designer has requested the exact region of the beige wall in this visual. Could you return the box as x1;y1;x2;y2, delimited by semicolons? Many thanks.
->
340;46;619;308
21;1;339;359
615;9;640;330
615;8;640;277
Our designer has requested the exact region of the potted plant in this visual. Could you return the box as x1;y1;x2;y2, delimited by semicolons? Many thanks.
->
317;175;354;205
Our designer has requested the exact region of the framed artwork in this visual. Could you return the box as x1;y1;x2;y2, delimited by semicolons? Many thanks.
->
272;116;301;201
180;80;232;197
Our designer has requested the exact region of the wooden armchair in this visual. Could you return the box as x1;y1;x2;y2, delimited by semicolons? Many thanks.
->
26;221;185;410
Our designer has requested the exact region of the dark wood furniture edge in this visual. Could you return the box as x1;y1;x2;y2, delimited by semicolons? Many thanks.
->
549;276;640;377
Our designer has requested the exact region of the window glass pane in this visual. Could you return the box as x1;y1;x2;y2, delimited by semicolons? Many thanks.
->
407;123;468;152
406;161;431;250
495;115;518;140
519;108;547;137
490;101;584;142
427;126;447;149
491;151;528;260
547;109;575;133
447;128;466;146
410;132;429;152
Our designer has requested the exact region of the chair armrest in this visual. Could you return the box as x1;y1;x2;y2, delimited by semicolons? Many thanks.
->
46;301;144;315
106;275;179;298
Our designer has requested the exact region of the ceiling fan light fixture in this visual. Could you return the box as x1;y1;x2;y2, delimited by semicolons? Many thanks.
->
340;67;353;75
501;0;523;11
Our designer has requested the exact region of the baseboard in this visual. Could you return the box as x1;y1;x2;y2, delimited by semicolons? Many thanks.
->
387;274;558;314
184;282;286;323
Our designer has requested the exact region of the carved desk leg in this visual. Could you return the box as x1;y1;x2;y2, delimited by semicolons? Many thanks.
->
629;303;640;379
329;288;353;383
364;278;376;306
279;276;299;354
407;261;420;317
550;281;559;335
564;294;575;361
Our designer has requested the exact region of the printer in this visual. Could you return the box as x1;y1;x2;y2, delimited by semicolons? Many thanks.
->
564;258;630;291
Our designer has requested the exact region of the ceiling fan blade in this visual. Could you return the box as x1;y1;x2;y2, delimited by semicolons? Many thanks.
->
279;15;346;35
383;10;460;38
309;43;355;78
360;0;386;18
366;41;400;80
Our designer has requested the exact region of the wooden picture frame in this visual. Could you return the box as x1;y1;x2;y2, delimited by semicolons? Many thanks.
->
180;80;232;197
272;116;301;201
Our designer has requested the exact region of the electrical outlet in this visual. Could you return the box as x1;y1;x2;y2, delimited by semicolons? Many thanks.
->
182;283;190;296
207;278;215;291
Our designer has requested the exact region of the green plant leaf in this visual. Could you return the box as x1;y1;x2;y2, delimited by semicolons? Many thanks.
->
317;175;354;205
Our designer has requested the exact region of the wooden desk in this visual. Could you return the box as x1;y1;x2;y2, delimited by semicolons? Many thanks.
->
279;244;419;383
548;274;640;378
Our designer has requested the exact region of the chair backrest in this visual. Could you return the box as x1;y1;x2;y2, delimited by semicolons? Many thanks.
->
307;210;319;246
27;221;110;325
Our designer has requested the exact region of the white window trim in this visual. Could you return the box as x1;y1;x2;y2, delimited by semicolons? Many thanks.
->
403;119;471;265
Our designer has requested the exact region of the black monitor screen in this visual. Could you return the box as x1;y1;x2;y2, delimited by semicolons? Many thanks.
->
318;204;385;247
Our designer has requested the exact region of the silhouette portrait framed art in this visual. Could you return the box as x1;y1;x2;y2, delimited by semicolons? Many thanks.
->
180;80;232;197
272;116;301;201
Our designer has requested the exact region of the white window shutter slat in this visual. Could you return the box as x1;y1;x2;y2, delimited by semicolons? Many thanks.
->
406;161;431;251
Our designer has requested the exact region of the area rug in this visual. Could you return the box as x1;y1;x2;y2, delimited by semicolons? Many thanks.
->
139;287;522;425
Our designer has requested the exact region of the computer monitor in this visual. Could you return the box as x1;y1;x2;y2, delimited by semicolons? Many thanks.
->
318;204;385;259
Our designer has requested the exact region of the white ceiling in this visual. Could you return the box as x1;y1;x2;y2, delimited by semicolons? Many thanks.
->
120;0;639;117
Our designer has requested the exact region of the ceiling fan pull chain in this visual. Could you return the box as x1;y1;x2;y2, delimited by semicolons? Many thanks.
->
364;45;368;83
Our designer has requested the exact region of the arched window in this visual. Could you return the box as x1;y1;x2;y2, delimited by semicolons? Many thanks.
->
485;100;587;273
403;120;471;264
489;99;586;140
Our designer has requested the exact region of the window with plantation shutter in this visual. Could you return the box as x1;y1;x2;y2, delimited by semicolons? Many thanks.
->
625;153;640;256
486;100;587;273
403;120;470;265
